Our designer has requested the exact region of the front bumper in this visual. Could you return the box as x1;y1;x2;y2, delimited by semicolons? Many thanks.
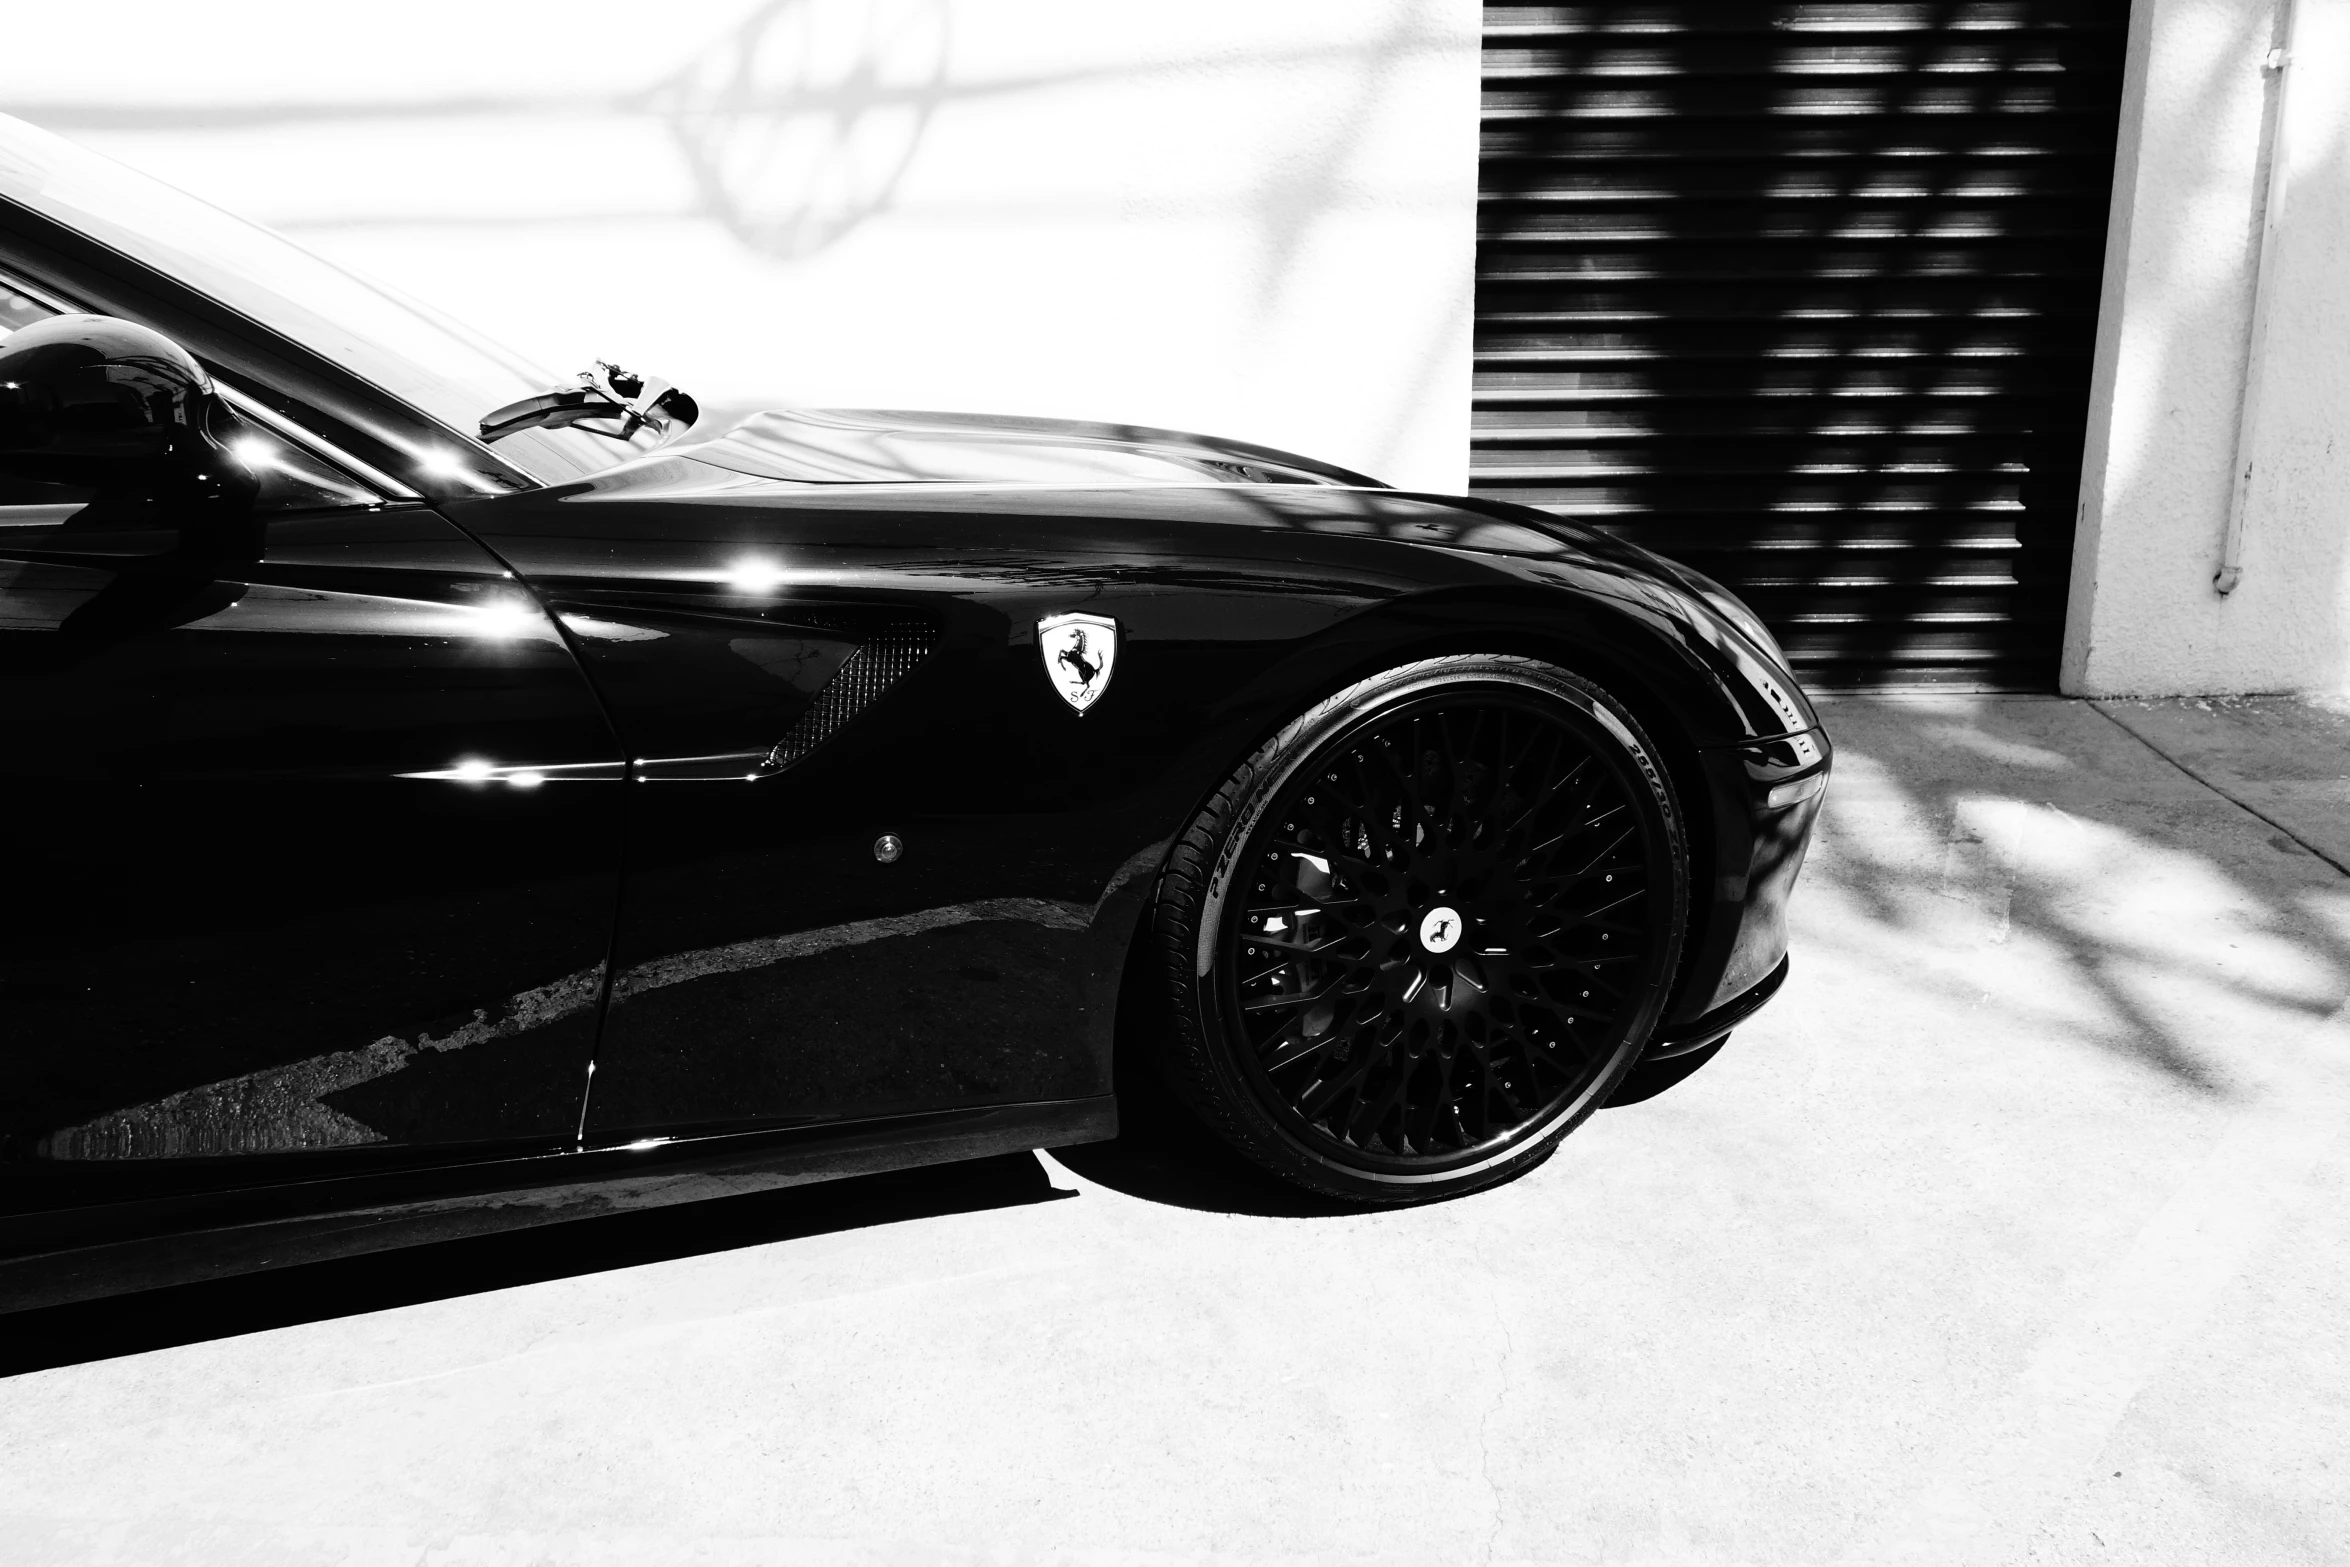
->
1647;955;1790;1060
1654;727;1829;1047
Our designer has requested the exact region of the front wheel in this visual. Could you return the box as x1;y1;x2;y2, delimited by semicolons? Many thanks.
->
1152;654;1689;1204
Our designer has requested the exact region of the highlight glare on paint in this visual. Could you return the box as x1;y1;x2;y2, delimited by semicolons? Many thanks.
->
452;758;494;782
417;449;472;479
471;596;539;638
726;557;787;593
228;435;275;470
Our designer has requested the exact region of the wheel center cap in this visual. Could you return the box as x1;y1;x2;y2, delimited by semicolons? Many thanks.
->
1418;906;1463;955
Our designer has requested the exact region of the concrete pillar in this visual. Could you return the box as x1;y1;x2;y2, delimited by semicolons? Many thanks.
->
2066;0;2350;696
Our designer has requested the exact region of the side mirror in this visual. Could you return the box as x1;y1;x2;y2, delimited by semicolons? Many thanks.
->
0;313;255;543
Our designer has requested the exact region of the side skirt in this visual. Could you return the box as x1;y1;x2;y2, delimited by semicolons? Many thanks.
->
0;1096;1117;1314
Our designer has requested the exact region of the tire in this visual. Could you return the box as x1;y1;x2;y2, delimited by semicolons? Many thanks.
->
1152;654;1689;1204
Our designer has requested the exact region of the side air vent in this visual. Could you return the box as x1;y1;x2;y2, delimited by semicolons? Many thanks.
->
765;631;936;771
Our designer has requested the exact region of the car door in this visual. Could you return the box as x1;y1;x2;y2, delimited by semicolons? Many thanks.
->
0;330;623;1199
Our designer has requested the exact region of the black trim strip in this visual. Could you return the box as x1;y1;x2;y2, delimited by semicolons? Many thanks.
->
1646;954;1789;1060
1;1096;1116;1313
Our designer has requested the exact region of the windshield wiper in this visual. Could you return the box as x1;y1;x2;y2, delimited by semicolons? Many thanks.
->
479;362;699;446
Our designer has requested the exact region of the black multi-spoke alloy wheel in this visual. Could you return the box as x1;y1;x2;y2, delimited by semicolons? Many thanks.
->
1154;655;1688;1203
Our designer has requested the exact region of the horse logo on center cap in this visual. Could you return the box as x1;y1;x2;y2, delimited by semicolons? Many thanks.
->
1419;906;1463;954
1036;612;1119;714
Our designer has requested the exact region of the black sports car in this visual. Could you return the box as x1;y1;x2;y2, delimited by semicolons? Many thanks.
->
0;114;1827;1310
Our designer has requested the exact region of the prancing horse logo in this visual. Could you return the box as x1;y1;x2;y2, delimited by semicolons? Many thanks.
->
1419;905;1463;955
1036;612;1119;714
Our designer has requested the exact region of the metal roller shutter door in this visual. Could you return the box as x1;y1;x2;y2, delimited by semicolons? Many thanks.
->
1473;2;2131;689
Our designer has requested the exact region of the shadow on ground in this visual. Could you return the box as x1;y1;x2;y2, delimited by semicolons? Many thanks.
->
0;1152;1066;1379
1810;695;2350;1099
1050;1017;1728;1215
1070;693;2350;1218
20;695;2335;1376
1049;1043;1366;1219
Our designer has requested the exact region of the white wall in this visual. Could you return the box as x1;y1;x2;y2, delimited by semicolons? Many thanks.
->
0;0;1481;493
2067;0;2350;696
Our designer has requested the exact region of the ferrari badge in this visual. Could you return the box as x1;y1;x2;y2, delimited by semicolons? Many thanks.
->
1037;612;1119;714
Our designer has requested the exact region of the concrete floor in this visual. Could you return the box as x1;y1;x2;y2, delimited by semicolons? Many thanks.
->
3;695;2345;1567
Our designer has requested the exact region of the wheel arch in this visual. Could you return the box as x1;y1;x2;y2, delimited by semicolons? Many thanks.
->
1305;622;1727;1025
1102;587;1744;1088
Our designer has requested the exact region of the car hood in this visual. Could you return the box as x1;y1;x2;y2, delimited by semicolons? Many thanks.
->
655;409;1817;737
659;406;1693;581
670;408;1388;490
613;407;1751;616
475;412;1823;744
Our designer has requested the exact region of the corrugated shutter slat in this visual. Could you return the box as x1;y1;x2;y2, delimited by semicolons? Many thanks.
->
1473;0;2129;688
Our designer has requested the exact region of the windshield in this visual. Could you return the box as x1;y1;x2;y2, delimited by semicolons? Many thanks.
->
0;114;633;484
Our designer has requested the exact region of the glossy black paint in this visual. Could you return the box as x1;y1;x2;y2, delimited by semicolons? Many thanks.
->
1;153;1827;1299
1690;734;1829;1018
0;501;623;1203
682;405;1387;487
443;454;1823;1141
0;1097;1115;1313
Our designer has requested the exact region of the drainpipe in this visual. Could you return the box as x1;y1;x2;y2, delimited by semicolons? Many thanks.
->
2216;0;2303;595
